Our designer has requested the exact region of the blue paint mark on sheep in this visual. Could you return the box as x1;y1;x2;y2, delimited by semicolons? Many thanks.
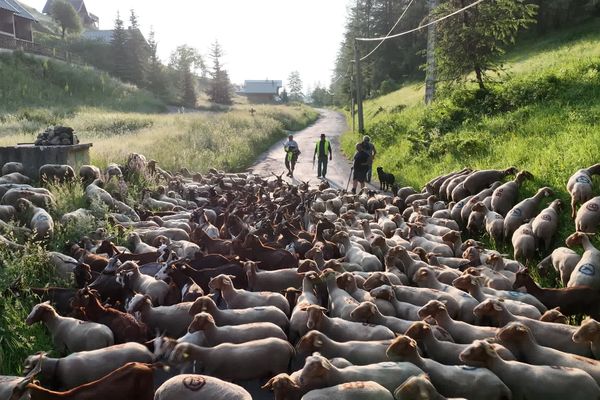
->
579;264;596;276
577;176;592;185
511;208;523;217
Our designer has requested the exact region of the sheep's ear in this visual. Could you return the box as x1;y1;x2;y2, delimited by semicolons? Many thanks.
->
516;325;527;333
261;378;275;390
314;339;323;347
492;302;503;311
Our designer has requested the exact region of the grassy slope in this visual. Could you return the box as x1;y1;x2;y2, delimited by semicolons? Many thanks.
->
342;18;600;279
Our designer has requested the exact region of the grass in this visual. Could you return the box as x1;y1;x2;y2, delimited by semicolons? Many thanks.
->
342;18;600;286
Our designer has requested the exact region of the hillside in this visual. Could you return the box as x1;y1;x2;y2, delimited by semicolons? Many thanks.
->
342;18;600;270
0;51;166;115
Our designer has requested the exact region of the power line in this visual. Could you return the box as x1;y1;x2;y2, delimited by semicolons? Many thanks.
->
330;64;351;86
356;0;486;42
360;0;416;62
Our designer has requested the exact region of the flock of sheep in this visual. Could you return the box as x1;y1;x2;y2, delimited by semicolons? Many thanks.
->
2;155;600;399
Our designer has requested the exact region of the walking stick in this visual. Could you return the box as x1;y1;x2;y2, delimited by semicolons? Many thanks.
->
345;167;354;191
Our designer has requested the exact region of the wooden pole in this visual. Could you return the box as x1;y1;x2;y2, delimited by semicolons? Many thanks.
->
354;40;365;134
425;0;438;104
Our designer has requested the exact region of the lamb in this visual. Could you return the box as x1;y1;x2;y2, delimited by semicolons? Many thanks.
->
295;331;393;365
22;343;153;390
404;321;516;365
567;164;600;219
126;294;193;338
511;221;536;263
304;304;395;341
573;318;600;359
168;339;294;381
566;232;600;289
208;274;290;315
537;247;581;286
154;374;252;400
386;335;512;400
540;307;569;324
296;352;424;394
189;296;289;330
302;381;394;400
116;261;170;305
532;199;562;252
26;301;114;354
187;312;287;345
503;187;554;239
496;322;600;385
460;339;600;400
15;198;54;240
491;170;533;216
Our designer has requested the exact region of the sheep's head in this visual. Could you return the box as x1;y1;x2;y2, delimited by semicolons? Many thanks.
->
299;353;332;384
566;232;586;247
417;300;447;320
261;373;300;399
126;294;151;314
188;312;215;333
386;335;418;360
296;331;326;355
208;274;235;291
330;231;349;243
25;301;54;326
459;340;496;367
363;273;389;291
23;352;46;376
304;305;327;330
15;198;33;214
405;321;432;340
297;259;318;273
513;268;531;290
412;267;433;285
473;298;506;319
335;273;356;291
452;274;474;291
369;285;394;301
189;296;216;316
394;374;438;400
242;261;259;274
497;322;531;344
540;308;568;324
349;301;377;322
573;318;600;343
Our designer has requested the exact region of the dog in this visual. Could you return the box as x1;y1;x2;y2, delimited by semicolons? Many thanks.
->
376;166;395;192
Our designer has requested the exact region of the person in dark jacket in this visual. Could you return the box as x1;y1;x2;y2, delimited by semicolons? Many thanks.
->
362;135;376;183
313;133;332;179
351;142;370;194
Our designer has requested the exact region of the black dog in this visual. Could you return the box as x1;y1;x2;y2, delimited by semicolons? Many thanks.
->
376;166;395;191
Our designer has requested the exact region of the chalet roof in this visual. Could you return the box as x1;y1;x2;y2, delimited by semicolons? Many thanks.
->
240;80;283;95
2;0;36;21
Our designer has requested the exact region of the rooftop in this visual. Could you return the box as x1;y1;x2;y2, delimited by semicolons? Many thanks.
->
239;80;283;95
0;0;37;21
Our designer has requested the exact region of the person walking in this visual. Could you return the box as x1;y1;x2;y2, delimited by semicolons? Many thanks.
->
283;134;300;177
351;142;370;194
362;135;376;183
313;133;332;179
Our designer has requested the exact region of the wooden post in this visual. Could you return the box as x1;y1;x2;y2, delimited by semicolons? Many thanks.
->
425;0;438;104
354;40;365;134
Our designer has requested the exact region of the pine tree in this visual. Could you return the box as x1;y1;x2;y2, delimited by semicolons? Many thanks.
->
125;10;147;86
208;41;233;105
110;12;129;81
287;71;303;102
169;45;204;107
146;28;167;98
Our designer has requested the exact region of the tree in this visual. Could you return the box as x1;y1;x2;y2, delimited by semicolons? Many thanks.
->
434;0;537;90
287;71;304;102
280;88;289;103
169;45;204;107
51;0;82;39
208;41;233;105
146;28;167;98
124;10;148;86
110;12;129;81
311;86;333;107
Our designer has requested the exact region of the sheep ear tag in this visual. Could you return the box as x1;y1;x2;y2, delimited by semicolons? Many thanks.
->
183;375;206;391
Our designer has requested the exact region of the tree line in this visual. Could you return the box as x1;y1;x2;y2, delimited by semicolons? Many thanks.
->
330;0;600;106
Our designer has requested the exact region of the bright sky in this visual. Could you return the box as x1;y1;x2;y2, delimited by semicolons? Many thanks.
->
22;0;350;90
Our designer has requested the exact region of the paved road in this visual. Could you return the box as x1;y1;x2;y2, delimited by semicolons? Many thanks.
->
249;109;377;191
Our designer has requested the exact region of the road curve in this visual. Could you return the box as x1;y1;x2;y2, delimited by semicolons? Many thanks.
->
249;109;377;191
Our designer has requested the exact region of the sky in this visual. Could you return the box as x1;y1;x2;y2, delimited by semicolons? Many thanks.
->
22;0;350;90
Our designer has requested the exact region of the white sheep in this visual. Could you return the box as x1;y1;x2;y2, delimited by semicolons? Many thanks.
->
126;294;193;338
154;374;251;400
187;312;287;345
116;261;170;305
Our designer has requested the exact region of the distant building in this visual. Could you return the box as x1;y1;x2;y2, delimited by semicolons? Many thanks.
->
42;0;98;29
0;0;36;42
238;80;283;103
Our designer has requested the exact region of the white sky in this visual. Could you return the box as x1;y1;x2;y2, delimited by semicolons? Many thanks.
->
22;0;350;90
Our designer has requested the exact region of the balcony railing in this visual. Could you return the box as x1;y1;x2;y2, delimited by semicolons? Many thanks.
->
0;34;84;65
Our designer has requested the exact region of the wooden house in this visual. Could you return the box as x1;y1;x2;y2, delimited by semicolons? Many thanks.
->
42;0;98;29
0;0;36;42
238;80;283;103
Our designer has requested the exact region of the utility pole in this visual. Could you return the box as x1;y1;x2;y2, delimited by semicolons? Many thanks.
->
350;62;356;133
354;40;365;133
425;0;438;104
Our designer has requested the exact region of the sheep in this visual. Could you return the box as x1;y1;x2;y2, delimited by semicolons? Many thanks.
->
393;375;447;400
15;197;54;240
491;170;533;216
567;164;600;219
187;312;287;345
330;231;382;272
26;301;114;354
295;331;393;365
244;260;304;292
459;339;600;400
302;381;394;400
126;294;193;338
79;164;102;186
22;343;153;390
540;307;569;324
39;164;76;183
511;221;536;263
296;353;424;394
303;304;395;342
2;161;24;175
496;322;600;385
11;361;156;400
188;296;289;330
208;274;290;315
573;318;600;359
537;247;581;286
532;199;562;253
128;232;158;254
0;172;30;184
168;339;294;381
504;187;554;239
85;179;139;221
0;204;15;221
60;208;95;226
566;232;600;289
154;374;252;400
386;335;512;400
1;187;55;209
462;167;518;196
116;261;170;305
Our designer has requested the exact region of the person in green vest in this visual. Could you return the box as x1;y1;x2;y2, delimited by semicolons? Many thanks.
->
313;133;332;179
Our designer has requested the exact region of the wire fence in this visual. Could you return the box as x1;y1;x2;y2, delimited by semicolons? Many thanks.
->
0;35;84;65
